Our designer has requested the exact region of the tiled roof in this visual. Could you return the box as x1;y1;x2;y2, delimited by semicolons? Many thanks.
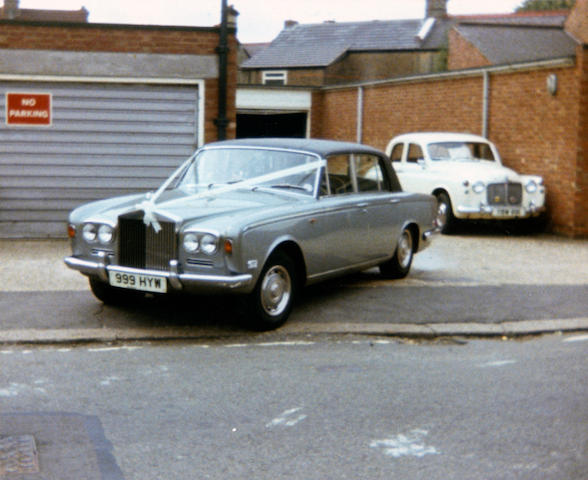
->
455;23;577;65
242;19;451;69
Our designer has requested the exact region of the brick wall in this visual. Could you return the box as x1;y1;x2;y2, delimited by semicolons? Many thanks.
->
0;20;238;142
448;28;491;70
311;59;587;237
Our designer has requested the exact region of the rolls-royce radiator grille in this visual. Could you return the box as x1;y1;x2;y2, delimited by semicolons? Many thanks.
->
118;213;177;271
487;183;522;206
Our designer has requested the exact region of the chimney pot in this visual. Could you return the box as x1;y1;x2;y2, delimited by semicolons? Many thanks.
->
425;0;447;19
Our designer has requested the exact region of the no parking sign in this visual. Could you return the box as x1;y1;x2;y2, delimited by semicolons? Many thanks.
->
5;92;52;126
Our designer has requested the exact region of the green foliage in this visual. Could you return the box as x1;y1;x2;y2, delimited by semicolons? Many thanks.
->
516;0;575;11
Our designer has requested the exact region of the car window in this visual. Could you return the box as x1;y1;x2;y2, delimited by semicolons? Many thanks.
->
427;142;496;162
320;154;389;196
390;144;403;163
354;155;386;192
407;144;424;163
321;154;352;196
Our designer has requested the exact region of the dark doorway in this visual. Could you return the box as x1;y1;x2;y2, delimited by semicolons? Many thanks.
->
237;112;307;138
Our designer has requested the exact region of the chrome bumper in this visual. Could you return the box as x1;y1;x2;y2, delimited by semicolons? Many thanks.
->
64;255;254;293
456;203;545;217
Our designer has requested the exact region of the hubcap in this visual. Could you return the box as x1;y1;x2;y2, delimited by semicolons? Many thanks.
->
260;265;292;317
397;230;413;269
437;201;448;229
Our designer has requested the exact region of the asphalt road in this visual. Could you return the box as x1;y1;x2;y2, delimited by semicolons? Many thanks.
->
1;230;587;341
1;333;587;479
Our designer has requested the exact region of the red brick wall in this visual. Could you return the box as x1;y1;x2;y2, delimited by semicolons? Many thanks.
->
448;28;491;70
575;45;588;236
311;60;587;236
0;21;238;142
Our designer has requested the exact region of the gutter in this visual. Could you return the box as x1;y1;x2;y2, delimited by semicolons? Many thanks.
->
321;57;575;91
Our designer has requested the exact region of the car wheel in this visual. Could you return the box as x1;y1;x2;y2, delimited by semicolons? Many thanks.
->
379;227;414;279
436;192;455;234
88;276;138;305
246;252;296;331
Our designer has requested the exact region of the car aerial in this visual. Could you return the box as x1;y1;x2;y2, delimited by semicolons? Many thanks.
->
65;138;438;330
385;132;546;233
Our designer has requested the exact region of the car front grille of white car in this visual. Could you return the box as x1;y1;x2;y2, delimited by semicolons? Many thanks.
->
487;182;522;206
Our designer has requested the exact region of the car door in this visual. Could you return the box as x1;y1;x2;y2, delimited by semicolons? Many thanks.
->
395;142;429;194
352;154;403;261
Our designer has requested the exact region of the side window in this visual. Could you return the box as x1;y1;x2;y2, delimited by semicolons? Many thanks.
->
355;155;388;192
407;143;424;163
320;155;352;196
390;143;404;163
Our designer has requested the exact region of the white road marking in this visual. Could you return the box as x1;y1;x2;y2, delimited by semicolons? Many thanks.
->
563;334;588;343
266;407;307;428
100;376;120;386
370;429;439;458
88;346;142;352
0;382;47;397
478;360;517;368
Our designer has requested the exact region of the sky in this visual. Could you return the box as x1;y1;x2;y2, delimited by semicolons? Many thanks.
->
18;0;526;43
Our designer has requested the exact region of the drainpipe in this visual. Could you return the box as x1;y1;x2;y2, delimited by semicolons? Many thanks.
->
482;70;489;138
356;86;364;143
215;0;229;140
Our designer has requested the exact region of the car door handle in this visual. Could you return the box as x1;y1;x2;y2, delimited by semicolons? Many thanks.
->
389;199;401;204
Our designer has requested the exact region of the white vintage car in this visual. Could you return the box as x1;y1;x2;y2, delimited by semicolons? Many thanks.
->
385;133;546;233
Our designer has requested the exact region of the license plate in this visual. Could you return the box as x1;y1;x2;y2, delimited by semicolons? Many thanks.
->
492;208;521;217
109;270;167;293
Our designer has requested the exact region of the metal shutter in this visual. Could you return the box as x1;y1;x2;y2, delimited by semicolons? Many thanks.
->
0;82;199;238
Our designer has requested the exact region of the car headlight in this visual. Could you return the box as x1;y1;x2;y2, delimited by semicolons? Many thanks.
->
97;224;114;244
183;233;200;253
472;181;485;194
201;234;218;255
82;223;97;243
525;180;538;193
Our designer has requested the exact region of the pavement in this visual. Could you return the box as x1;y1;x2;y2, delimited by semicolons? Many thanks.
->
1;230;587;344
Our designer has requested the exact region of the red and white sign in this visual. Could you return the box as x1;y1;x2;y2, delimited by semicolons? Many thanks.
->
6;92;52;126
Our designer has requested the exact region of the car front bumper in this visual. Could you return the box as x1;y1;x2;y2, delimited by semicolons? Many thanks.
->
64;254;254;294
456;203;545;219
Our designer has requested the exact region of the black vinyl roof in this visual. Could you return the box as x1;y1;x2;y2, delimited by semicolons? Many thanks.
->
203;138;386;158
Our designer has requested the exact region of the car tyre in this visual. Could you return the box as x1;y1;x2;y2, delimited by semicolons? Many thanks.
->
89;276;138;305
436;192;455;234
246;251;296;331
379;227;414;279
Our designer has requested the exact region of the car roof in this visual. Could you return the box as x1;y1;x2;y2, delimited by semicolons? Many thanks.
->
391;132;491;144
203;137;386;158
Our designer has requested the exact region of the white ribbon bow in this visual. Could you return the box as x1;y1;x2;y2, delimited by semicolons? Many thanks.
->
136;199;162;233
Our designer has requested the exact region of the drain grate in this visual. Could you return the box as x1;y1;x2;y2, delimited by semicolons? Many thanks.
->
0;435;40;475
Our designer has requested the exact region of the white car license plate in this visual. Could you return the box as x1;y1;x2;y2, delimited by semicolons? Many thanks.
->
493;208;521;217
109;270;167;293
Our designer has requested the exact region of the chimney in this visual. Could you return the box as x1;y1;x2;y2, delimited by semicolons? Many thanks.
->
284;20;298;29
425;0;447;19
4;0;19;19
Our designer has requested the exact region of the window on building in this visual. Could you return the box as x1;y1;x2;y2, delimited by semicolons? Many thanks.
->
262;71;287;85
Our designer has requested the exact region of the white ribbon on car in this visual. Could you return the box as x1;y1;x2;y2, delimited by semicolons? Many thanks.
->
135;155;325;233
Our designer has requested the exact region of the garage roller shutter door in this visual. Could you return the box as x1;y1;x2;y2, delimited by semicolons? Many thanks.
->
0;82;199;238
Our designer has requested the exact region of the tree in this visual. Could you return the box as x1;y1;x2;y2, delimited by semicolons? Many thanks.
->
516;0;575;11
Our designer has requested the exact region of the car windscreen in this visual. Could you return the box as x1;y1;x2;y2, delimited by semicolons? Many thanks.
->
427;142;495;162
177;147;322;195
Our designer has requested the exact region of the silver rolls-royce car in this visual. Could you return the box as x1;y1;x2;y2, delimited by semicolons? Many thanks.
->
65;138;437;330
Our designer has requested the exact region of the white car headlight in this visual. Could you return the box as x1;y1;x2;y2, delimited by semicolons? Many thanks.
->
472;181;485;194
525;180;538;193
82;223;97;243
97;224;114;244
201;234;218;255
183;233;200;253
